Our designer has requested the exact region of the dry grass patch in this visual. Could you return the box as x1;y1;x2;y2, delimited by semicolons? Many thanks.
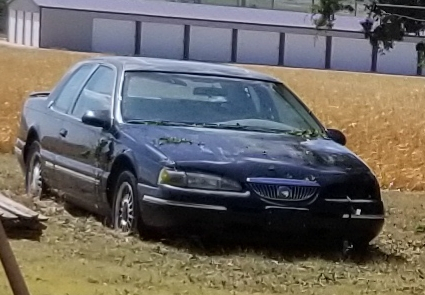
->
243;65;425;191
0;45;96;152
0;44;424;190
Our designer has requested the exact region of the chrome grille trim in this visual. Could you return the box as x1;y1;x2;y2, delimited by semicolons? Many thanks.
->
246;177;320;202
248;183;318;201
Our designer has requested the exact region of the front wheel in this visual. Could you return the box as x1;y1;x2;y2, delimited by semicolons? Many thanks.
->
352;239;373;253
112;170;149;236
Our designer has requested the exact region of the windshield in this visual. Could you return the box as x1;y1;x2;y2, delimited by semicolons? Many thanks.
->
120;71;324;135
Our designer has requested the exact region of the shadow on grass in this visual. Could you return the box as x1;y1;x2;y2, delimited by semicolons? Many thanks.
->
63;202;111;226
30;193;407;266
157;230;406;265
3;220;46;242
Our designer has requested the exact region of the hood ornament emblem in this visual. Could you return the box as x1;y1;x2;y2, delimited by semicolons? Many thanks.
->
278;186;292;198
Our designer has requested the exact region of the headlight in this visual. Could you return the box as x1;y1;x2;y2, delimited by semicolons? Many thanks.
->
158;168;242;192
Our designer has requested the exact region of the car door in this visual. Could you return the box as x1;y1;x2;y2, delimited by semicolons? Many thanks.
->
55;65;117;213
42;63;98;187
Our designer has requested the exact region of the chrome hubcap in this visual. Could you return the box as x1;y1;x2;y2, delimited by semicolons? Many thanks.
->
116;182;134;233
28;157;42;197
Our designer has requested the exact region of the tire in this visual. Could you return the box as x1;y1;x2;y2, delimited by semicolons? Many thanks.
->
111;170;146;236
25;141;48;198
352;239;372;253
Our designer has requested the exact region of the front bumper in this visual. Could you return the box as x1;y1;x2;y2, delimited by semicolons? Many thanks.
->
137;184;385;241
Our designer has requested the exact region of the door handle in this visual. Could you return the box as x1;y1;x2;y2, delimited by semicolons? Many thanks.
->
59;128;68;138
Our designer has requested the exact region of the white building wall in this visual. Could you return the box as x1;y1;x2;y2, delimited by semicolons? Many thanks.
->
92;18;136;55
23;11;32;46
331;37;372;72
7;9;16;43
189;26;233;62
8;0;39;12
32;12;40;47
5;3;423;77
6;0;40;46
285;34;326;69
16;10;24;45
237;30;280;65
377;42;418;76
7;7;39;47
140;22;185;59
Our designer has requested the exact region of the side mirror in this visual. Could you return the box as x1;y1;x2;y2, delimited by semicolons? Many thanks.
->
82;110;112;129
326;128;347;146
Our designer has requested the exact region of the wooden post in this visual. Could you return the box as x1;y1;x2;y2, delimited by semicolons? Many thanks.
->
0;218;31;295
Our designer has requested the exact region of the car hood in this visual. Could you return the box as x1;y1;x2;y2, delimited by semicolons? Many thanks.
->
121;125;372;181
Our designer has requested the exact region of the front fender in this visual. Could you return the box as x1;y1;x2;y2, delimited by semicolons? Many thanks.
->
110;142;175;188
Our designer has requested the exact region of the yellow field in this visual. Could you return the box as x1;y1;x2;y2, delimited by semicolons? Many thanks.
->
0;44;424;191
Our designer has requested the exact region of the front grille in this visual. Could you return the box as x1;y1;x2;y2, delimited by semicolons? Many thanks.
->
247;183;319;202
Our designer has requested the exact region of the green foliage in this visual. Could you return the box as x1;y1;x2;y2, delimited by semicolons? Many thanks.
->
287;129;323;139
364;1;425;52
415;223;425;233
417;42;425;67
158;137;193;145
365;1;425;65
311;0;354;29
313;1;425;67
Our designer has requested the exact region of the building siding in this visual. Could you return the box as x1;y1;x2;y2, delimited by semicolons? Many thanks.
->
140;22;185;60
5;0;425;77
189;26;232;62
9;0;39;13
40;8;92;51
236;30;280;65
92;18;136;55
284;34;327;69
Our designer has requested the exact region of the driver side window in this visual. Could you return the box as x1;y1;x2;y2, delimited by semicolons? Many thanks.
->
71;65;115;119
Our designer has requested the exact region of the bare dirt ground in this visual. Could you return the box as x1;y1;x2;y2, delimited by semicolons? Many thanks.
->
0;153;424;295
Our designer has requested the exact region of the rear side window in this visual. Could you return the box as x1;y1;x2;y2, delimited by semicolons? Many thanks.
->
71;66;115;119
51;64;96;113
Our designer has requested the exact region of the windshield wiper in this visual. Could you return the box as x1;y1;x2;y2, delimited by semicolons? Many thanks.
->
198;123;291;134
126;120;196;127
202;124;323;138
127;120;282;133
126;120;323;138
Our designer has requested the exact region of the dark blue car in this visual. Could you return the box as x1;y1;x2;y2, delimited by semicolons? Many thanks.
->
15;56;384;249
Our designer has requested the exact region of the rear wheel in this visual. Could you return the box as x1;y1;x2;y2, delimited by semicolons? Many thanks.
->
25;141;48;198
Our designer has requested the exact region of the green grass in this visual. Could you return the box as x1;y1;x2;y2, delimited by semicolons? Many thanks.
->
0;42;425;295
1;153;425;295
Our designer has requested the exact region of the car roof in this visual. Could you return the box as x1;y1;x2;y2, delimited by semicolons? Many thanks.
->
87;56;280;82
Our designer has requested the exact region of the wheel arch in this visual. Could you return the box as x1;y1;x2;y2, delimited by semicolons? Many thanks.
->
106;153;138;208
23;127;40;164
